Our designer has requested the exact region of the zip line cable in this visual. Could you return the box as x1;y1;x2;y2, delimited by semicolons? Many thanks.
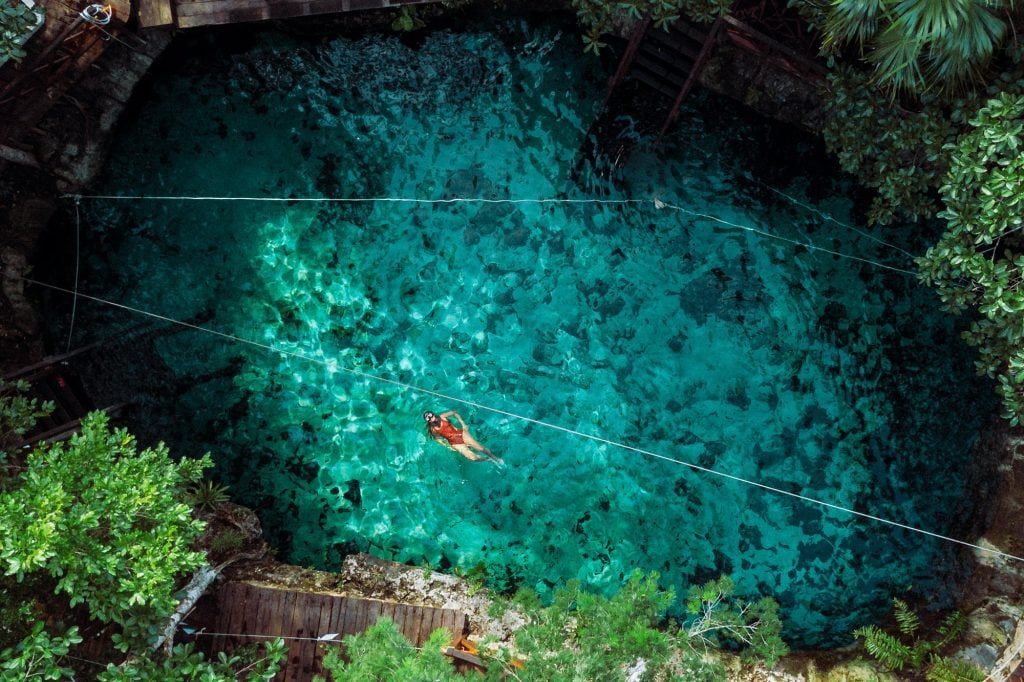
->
653;199;916;275
23;277;1024;564
755;184;917;260
64;194;917;275
62;194;650;205
65;197;82;354
663;125;921;261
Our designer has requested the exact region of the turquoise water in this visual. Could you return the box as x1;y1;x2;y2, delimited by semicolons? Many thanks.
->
72;16;990;646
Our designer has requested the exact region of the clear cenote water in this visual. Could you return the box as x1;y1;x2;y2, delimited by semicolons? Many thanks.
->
69;15;991;646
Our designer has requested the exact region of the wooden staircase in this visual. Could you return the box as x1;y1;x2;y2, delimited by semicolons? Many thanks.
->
3;346;128;448
631;18;724;137
574;16;723;181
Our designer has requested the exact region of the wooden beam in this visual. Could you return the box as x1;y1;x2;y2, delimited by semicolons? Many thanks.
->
138;0;174;27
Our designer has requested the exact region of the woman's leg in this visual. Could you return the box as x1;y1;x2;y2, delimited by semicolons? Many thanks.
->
453;443;486;461
461;431;494;456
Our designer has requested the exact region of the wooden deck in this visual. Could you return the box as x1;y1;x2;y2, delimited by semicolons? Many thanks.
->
147;0;439;29
209;581;468;681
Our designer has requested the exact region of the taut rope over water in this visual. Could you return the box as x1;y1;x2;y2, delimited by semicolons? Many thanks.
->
24;277;1023;565
64;196;82;354
62;193;917;276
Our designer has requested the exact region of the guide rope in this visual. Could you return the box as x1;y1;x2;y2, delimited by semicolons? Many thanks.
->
65;196;82;354
653;199;916;275
755;184;917;260
63;193;916;276
23;277;1024;565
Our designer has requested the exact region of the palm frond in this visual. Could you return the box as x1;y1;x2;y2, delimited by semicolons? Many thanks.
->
824;0;887;52
925;1;1006;86
893;599;920;635
868;22;928;93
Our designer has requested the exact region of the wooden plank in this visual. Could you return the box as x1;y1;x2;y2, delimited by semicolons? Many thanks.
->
381;600;398;626
392;602;409;642
414;606;431;644
175;0;266;18
429;607;444;641
406;605;424;647
138;0;174;27
282;590;307;682
213;583;244;655
325;595;346;643
177;11;233;27
240;584;262;646
340;597;360;639
443;647;486;669
422;606;438;645
439;608;455;640
266;588;294;638
107;0;132;24
355;598;371;635
299;594;326;680
363;599;382;630
411;606;428;646
312;595;337;674
2;344;98;380
228;584;252;655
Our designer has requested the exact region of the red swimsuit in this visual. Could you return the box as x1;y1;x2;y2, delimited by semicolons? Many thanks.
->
433;419;465;445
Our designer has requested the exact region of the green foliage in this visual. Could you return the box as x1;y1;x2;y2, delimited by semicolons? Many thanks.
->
508;571;784;680
817;0;1016;95
209;528;246;554
0;412;210;644
854;599;981;681
390;6;425;32
917;92;1024;423
682;575;788;666
317;618;460;681
0;621;81;681
188;479;231;511
0;0;44;64
926;653;986;682
455;560;489;596
0;379;53;458
571;0;730;55
96;640;286;681
507;570;676;680
821;66;960;224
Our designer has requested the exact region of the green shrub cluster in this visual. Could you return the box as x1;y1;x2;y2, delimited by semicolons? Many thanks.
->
0;397;283;680
854;599;983;682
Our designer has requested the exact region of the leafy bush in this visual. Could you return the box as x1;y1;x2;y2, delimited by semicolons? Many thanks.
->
317;618;459;681
682;575;787;666
0;621;81;681
0;0;44;64
97;640;286;682
0;378;53;459
854;598;983;681
917;92;1024;423
0;412;210;643
821;67;960;225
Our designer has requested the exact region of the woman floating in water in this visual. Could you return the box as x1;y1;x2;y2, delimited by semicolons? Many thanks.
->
424;410;503;464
